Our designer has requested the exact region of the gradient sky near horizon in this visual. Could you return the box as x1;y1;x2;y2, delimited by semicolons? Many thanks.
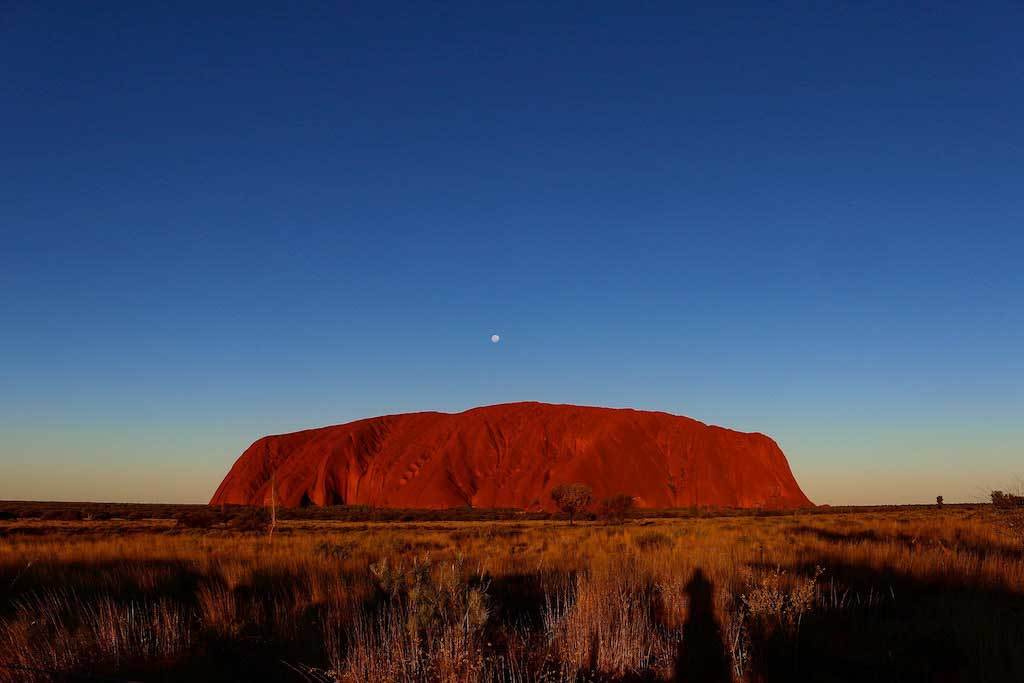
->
2;2;1022;506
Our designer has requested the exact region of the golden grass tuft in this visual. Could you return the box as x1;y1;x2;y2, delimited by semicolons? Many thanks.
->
1;506;1022;681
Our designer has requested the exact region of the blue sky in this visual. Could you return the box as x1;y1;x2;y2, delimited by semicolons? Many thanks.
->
2;1;1022;504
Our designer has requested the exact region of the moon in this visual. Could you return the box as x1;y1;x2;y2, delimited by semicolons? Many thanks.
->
490;334;501;343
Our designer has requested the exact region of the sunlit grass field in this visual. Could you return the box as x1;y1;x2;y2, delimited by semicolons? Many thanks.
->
1;505;1022;682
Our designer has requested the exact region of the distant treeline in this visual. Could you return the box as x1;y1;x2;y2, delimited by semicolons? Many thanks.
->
0;499;987;524
991;490;1024;508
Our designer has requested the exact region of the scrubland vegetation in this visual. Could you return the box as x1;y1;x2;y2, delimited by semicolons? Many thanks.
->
1;503;1022;682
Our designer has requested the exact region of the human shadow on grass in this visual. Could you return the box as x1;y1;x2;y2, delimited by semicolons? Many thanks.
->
673;568;731;683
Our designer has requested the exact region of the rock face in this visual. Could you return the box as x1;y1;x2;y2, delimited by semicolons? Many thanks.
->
211;402;812;510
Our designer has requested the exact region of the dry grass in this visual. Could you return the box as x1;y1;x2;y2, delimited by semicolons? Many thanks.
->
1;506;1022;682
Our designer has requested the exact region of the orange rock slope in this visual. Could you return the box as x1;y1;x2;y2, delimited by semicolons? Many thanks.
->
211;402;812;510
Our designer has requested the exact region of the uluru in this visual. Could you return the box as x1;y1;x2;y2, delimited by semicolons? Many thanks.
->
212;402;811;510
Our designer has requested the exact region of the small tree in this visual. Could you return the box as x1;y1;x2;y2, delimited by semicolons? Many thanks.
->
598;493;635;524
550;483;593;525
936;495;943;509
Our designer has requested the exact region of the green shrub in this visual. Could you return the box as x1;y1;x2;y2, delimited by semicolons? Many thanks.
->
225;508;270;533
40;509;84;522
634;530;673;551
315;541;356;560
598;494;636;523
175;510;219;529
